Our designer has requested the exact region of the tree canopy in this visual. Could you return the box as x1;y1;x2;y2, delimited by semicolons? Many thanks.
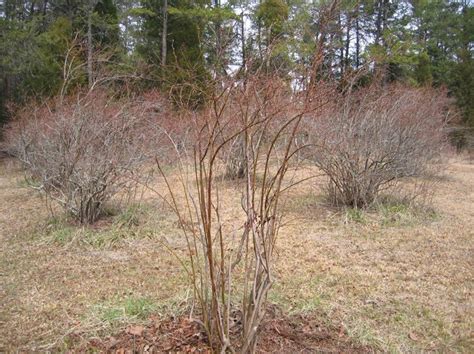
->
0;0;473;125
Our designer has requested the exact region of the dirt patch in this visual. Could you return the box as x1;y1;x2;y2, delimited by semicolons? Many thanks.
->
257;309;371;353
81;308;370;353
85;317;209;352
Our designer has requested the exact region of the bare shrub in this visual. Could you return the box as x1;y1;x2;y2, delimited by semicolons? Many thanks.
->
6;91;156;224
218;79;300;180
305;84;451;208
224;134;247;179
154;75;320;352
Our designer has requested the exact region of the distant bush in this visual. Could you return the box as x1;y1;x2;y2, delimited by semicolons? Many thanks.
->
305;84;451;208
6;91;158;224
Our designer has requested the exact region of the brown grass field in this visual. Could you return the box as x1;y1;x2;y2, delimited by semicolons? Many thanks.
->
0;154;473;352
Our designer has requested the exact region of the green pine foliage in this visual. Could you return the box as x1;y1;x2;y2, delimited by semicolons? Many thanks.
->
0;0;473;125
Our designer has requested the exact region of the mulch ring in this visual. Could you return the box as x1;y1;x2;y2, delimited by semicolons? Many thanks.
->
84;308;371;353
88;316;209;353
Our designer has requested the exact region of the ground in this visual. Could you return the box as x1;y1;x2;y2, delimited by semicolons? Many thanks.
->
0;155;473;352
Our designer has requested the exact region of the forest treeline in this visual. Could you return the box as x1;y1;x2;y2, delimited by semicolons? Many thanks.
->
0;0;473;127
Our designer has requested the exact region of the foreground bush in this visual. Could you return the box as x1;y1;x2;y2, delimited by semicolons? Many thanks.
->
6;92;155;224
305;84;451;207
154;75;327;352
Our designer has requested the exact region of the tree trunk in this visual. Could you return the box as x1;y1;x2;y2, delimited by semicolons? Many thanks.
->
214;0;223;75
309;0;339;88
241;11;246;70
345;12;351;72
161;0;167;67
87;6;93;88
339;13;344;77
375;0;382;45
381;0;388;47
43;0;48;16
355;12;360;68
29;0;36;18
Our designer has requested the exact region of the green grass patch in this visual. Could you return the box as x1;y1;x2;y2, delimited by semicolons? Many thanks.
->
268;275;328;315
87;289;191;329
50;225;76;244
34;202;171;249
90;296;157;326
344;207;366;224
99;296;156;323
375;196;439;227
113;204;150;228
337;196;440;228
16;176;42;189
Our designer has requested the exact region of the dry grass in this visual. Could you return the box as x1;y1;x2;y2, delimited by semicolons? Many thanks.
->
0;156;473;351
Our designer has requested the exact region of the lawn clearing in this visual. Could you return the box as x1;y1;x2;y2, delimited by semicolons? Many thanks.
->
0;155;473;352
